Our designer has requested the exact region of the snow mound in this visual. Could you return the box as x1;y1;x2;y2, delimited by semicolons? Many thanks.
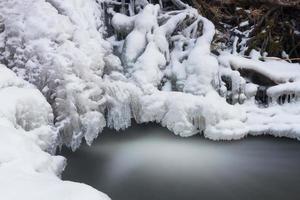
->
0;64;109;200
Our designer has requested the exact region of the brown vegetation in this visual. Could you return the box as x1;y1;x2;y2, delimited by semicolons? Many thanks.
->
191;0;300;60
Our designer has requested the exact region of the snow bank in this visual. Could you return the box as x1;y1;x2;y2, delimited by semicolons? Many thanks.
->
0;64;109;200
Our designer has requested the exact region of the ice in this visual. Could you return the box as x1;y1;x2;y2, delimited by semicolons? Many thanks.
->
112;13;135;35
1;0;299;146
139;91;247;139
219;53;300;83
104;1;300;141
0;64;109;200
1;0;300;198
0;0;111;150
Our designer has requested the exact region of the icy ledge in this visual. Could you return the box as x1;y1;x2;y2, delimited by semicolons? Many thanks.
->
0;64;109;200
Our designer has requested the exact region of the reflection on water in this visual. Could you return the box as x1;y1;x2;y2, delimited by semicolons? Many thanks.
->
60;123;300;200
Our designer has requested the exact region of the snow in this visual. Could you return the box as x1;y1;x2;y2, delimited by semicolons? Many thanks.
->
0;64;109;200
0;0;111;150
105;2;300;142
112;13;135;35
1;0;299;144
219;53;300;83
1;0;300;199
183;16;218;96
139;91;247;139
246;100;300;139
239;21;249;27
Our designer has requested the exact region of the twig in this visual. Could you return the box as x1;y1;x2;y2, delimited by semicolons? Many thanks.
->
243;55;300;61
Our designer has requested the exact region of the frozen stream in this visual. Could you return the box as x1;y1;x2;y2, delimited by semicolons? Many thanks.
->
61;123;300;200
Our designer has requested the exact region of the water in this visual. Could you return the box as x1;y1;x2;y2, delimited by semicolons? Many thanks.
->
60;123;300;200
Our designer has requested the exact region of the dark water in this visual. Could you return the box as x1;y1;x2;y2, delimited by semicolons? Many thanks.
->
60;123;300;200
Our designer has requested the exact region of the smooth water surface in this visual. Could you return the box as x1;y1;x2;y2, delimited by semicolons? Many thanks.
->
61;123;300;200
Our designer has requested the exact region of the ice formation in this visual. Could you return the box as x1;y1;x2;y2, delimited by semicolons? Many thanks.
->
1;0;300;147
0;64;109;200
0;0;300;199
103;0;300;142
